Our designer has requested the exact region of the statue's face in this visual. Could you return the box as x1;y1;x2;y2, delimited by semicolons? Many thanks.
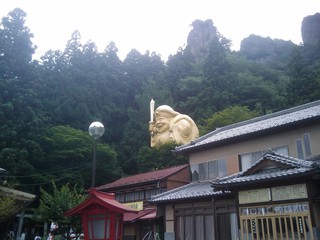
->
153;117;170;134
150;117;172;147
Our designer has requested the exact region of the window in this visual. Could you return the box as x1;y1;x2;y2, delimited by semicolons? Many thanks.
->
303;133;312;157
296;139;304;159
190;164;199;181
88;214;110;239
175;207;214;240
240;146;288;171
199;162;208;180
126;192;135;202
209;160;227;179
115;193;125;203
191;159;227;181
175;205;237;240
116;188;165;203
138;190;145;200
145;188;163;199
296;133;312;159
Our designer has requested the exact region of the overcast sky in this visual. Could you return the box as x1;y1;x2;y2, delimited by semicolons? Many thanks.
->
1;0;319;61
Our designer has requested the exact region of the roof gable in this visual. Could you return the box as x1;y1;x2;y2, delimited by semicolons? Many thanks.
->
175;100;320;154
241;151;317;175
213;152;319;187
96;164;188;190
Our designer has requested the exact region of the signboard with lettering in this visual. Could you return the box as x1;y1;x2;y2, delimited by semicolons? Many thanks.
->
239;188;271;204
272;184;307;201
123;201;144;210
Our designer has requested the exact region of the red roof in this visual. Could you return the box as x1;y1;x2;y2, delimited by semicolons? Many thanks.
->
123;206;157;222
65;188;137;216
96;164;188;190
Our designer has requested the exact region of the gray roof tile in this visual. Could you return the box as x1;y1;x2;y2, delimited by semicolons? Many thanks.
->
150;180;228;203
175;100;320;154
150;152;320;203
213;152;320;187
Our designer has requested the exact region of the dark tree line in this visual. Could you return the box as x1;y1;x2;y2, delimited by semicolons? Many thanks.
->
0;8;320;193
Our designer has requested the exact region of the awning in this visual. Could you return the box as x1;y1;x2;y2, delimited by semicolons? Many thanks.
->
124;207;157;223
139;209;157;220
0;186;37;219
0;186;36;202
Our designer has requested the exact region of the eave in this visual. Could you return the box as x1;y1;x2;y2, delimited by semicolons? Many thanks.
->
175;116;320;155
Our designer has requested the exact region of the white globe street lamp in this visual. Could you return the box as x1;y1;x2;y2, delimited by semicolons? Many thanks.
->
89;121;105;187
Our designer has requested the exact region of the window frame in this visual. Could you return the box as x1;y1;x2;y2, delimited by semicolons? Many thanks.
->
191;159;227;181
239;146;289;171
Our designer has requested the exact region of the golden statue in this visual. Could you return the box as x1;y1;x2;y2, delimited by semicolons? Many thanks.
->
149;99;199;148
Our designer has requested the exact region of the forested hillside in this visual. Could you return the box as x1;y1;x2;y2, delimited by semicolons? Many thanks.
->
1;8;319;193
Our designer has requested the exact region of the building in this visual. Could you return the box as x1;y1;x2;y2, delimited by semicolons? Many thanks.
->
150;100;320;240
0;167;37;240
95;164;190;240
212;151;320;240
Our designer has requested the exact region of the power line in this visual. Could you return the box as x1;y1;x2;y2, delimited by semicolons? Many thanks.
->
6;163;91;178
13;176;66;187
12;165;91;187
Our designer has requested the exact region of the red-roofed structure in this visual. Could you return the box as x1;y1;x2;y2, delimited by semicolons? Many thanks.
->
96;164;189;190
65;188;137;216
65;188;137;240
95;164;191;240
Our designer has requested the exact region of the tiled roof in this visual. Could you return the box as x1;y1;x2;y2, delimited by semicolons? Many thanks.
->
212;152;320;187
149;153;320;203
149;180;228;203
65;188;137;216
124;207;157;222
96;164;188;190
175;100;320;154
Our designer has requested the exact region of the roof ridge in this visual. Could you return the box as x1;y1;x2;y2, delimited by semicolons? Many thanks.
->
175;100;320;153
150;181;205;201
120;164;188;178
208;101;319;140
96;164;189;190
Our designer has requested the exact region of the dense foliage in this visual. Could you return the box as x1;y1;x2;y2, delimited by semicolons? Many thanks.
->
38;182;86;240
0;8;320;193
0;195;15;220
203;105;261;134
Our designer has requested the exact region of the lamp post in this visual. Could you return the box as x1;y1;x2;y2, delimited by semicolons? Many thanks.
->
88;121;105;188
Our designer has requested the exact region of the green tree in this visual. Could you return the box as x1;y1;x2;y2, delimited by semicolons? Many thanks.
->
38;181;86;240
203;105;261;134
0;195;15;220
0;8;45;192
199;36;233;113
41;125;122;189
119;51;165;174
286;46;320;106
0;8;35;79
136;142;188;173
